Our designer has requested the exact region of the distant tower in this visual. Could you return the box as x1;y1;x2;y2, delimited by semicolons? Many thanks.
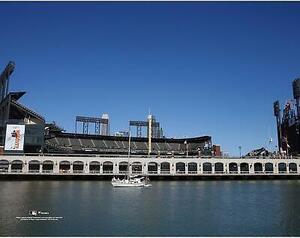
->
292;78;300;120
273;100;282;152
101;113;110;136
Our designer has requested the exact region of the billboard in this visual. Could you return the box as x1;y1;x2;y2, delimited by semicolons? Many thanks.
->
4;125;25;151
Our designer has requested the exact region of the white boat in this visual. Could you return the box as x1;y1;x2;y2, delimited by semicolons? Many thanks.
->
111;131;152;188
111;175;151;187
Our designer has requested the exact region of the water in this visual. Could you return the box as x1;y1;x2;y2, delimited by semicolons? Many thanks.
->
1;180;300;236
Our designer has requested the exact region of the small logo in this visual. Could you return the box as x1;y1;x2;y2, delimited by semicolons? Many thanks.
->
29;210;38;216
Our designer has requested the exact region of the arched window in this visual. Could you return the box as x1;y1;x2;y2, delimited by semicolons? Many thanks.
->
203;162;212;174
59;161;71;173
289;163;297;173
11;160;23;172
132;162;142;174
28;160;40;172
229;163;238;173
0;160;9;172
278;163;287;173
176;162;185;174
103;161;113;173
254;163;263;173
89;161;100;173
215;163;224;173
161;162;170;174
240;163;249;173
188;162;197;174
73;161;84;173
265;163;273;173
42;160;54;173
148;162;158;174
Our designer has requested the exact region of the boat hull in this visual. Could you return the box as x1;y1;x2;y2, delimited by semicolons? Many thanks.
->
111;181;145;187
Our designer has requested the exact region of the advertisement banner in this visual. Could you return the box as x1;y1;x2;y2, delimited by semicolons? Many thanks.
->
4;125;25;151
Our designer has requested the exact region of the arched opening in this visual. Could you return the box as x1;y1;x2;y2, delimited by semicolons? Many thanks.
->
203;162;212;174
42;160;54;173
59;161;71;173
188;162;197;174
161;162;170;174
240;163;249;173
265;163;273;173
148;162;158;174
73;161;84;173
11;160;23;172
118;161;128;174
0;160;9;172
278;163;287;173
229;163;238;174
254;163;263;173
132;162;142;174
289;163;297;173
28;160;40;173
215;163;224;173
103;161;113;174
89;161;100;173
176;162;185;174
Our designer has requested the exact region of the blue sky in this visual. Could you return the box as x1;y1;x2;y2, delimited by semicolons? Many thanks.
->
0;2;299;156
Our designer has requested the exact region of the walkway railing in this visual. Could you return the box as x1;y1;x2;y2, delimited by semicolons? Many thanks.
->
42;170;53;173
148;171;158;174
89;170;100;174
73;170;84;174
103;170;113;174
188;171;197;174
160;171;170;174
28;170;40;173
176;171;185;174
279;171;287;174
215;171;224;174
240;171;249;174
229;171;238;174
203;171;212;174
11;169;22;173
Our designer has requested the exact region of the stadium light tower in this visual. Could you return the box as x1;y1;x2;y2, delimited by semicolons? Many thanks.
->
0;61;15;102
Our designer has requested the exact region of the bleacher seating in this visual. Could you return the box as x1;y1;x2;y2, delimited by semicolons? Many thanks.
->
81;138;93;148
45;133;211;156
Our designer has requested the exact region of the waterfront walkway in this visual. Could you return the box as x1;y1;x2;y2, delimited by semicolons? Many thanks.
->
0;154;299;177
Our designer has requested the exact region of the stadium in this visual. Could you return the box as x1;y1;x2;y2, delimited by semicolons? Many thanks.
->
0;61;299;178
0;62;213;157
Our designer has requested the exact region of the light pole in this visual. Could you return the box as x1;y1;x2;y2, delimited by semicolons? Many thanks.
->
184;140;188;157
238;146;242;158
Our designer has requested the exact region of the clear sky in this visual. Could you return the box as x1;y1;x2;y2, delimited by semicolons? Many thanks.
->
0;2;299;156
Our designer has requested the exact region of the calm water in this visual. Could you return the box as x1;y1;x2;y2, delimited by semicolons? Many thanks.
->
1;180;300;236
